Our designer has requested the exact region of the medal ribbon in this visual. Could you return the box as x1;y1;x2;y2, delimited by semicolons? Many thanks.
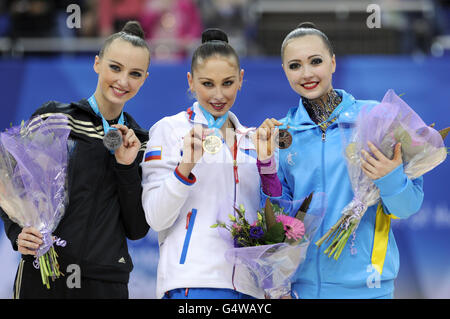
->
88;94;125;154
197;103;228;137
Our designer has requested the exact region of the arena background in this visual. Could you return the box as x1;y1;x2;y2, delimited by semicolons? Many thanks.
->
0;0;449;299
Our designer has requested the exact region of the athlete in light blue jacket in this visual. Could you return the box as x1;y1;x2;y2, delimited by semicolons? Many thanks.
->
254;22;424;299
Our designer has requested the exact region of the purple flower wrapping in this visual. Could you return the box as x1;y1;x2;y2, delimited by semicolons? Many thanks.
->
342;89;447;210
355;89;447;178
215;195;326;299
315;89;447;260
0;114;71;258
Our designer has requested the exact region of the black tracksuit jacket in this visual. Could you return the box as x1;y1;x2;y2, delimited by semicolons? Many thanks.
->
0;99;150;288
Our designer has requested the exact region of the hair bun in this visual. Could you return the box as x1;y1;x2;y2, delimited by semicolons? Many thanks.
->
297;22;318;30
121;21;145;39
201;28;229;44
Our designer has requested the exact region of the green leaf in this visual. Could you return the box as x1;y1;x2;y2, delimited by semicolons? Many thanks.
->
234;206;244;219
295;192;314;222
264;198;277;231
439;127;450;141
263;222;285;244
257;212;263;222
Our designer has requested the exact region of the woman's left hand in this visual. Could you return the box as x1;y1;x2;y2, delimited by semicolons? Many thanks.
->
112;124;141;165
361;142;403;180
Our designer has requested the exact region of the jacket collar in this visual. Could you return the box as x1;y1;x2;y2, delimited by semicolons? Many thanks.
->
284;89;357;131
76;99;148;139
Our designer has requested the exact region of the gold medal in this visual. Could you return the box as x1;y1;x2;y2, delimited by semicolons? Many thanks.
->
276;129;292;149
203;135;223;154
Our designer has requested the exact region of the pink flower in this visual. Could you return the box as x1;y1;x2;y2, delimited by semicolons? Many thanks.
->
276;215;305;240
232;223;242;232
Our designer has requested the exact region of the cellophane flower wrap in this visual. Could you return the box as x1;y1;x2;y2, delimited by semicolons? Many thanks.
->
0;114;70;288
315;89;447;260
212;193;325;299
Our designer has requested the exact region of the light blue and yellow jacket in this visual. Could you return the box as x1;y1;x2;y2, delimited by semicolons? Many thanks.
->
262;89;424;299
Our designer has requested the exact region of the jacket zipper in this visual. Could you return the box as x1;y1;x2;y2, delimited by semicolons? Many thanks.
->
317;128;327;298
233;139;239;185
231;138;239;290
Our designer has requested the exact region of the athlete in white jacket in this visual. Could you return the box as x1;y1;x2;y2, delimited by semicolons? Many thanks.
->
141;28;265;299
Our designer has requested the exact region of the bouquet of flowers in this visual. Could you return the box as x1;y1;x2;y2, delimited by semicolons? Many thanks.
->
0;114;71;288
212;192;325;298
315;89;448;260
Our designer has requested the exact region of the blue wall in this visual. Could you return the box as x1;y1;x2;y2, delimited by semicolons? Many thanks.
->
0;55;449;298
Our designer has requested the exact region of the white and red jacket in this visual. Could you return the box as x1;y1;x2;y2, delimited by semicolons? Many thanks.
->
141;102;265;299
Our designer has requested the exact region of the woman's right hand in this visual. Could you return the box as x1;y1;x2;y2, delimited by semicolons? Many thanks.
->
253;118;283;161
17;227;43;256
178;125;205;177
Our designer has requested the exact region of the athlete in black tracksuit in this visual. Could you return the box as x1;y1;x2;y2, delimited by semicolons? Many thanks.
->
0;99;150;298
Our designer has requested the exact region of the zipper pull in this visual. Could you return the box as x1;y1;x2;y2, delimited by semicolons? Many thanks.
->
232;138;239;184
322;132;326;141
233;160;239;184
186;211;192;229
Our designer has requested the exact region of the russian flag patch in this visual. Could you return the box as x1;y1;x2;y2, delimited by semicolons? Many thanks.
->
145;146;162;161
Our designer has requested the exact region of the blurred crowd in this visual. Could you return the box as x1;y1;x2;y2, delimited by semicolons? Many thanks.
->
0;0;255;59
0;0;449;58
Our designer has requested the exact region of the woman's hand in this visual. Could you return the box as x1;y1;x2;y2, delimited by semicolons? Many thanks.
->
113;124;141;165
17;227;43;256
361;142;403;180
178;125;205;177
253;118;283;161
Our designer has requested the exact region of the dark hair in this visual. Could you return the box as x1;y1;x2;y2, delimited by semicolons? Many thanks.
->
191;28;240;74
281;22;334;60
99;21;151;66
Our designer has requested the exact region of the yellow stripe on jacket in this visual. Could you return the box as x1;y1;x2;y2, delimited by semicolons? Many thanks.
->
371;203;399;275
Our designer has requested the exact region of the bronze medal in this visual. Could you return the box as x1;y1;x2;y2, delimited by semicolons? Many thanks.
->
203;135;222;154
276;129;292;149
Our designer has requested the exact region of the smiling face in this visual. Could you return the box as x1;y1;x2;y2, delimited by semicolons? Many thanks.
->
188;55;243;119
93;38;149;117
282;35;336;101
